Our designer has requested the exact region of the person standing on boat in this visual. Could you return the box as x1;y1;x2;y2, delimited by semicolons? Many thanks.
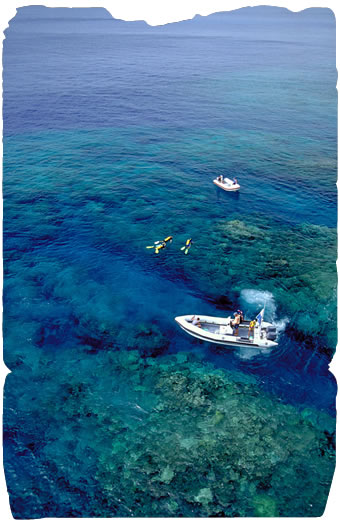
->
233;177;238;185
231;312;240;335
248;319;256;339
237;309;244;323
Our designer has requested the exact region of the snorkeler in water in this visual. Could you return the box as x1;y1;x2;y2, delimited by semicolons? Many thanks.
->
180;238;193;255
146;236;173;253
155;241;167;254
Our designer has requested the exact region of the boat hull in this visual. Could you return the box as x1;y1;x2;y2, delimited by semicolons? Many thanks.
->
175;315;277;348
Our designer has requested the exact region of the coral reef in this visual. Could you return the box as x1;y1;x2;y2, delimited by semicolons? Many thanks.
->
4;346;335;518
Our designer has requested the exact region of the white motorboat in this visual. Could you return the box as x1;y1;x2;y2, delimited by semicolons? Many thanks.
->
175;309;278;348
213;176;240;191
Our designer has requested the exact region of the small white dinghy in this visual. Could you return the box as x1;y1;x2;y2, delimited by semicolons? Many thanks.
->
175;309;278;348
213;176;240;191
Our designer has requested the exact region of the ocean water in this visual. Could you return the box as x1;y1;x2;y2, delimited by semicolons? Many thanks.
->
3;6;337;518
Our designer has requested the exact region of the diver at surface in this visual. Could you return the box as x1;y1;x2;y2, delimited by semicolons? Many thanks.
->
146;235;173;253
181;238;193;255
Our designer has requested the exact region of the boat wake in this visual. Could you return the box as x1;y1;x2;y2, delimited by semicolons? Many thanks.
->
240;288;276;316
240;288;289;344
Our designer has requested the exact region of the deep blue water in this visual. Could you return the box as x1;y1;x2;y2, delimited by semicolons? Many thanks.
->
3;6;337;518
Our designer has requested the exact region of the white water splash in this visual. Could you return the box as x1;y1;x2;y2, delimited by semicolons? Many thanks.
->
273;317;290;333
240;289;276;317
240;288;289;332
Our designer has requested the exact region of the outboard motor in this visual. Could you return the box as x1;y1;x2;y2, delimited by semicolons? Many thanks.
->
266;326;277;341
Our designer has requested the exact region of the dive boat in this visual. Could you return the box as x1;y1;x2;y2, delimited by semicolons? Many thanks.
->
213;176;240;191
175;310;278;348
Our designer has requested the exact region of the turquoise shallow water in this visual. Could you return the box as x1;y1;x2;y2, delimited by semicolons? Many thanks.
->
3;6;337;518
